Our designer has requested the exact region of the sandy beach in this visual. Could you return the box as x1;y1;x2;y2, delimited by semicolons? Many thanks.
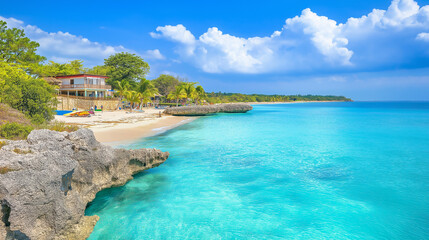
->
55;108;197;144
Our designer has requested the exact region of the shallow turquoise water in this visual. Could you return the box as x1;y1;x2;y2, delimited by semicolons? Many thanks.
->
86;102;429;239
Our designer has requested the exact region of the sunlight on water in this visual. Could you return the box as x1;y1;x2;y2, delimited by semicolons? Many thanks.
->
86;102;429;239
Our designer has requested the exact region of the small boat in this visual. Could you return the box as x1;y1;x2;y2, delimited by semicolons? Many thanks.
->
64;111;91;117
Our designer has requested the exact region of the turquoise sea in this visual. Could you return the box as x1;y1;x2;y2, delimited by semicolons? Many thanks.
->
86;102;429;240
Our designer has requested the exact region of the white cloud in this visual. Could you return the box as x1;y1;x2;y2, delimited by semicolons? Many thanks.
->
151;0;429;74
284;8;353;65
150;24;195;45
143;49;165;60
0;16;163;66
417;32;429;41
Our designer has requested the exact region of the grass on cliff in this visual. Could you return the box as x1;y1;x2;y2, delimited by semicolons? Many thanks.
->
13;148;32;154
37;120;80;133
0;103;31;125
0;167;14;174
0;104;80;140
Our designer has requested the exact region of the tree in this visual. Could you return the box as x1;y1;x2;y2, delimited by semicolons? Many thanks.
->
181;82;196;104
152;74;180;97
195;85;206;105
0;62;55;123
0;21;46;65
115;80;130;110
31;60;85;77
104;52;150;89
137;79;158;109
68;60;85;74
167;85;185;107
85;65;111;76
124;90;141;112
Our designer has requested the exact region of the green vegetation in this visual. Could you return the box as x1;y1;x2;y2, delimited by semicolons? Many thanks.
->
0;141;7;149
1;21;56;124
124;91;141;112
205;93;352;104
0;62;56;123
31;60;85;77
0;21;45;65
195;85;206;104
0;122;34;140
152;74;181;97
137;79;158;108
168;85;186;107
0;120;80;140
115;80;130;110
104;52;150;89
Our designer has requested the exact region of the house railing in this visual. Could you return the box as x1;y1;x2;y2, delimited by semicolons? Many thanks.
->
59;84;112;90
57;94;119;100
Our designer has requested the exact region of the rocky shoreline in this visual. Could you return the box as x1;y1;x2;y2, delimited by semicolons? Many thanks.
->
0;129;169;240
164;103;253;116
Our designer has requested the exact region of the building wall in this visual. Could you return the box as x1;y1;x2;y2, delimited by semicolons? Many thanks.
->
57;96;118;110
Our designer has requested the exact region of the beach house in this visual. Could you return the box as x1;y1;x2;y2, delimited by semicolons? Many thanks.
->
56;74;113;98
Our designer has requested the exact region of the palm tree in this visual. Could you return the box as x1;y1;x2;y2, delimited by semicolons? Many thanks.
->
124;90;141;112
167;85;185;107
115;80;130;110
181;82;196;104
137;79;158;109
195;85;206;105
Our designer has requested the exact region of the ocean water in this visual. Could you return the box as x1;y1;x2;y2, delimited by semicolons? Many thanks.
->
86;102;429;240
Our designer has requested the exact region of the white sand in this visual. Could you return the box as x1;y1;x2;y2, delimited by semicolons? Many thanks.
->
55;108;196;144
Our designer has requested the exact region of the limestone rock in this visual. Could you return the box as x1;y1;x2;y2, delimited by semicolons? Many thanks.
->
164;103;253;116
0;129;168;240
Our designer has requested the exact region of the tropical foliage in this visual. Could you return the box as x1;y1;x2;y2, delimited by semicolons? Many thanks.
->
205;92;352;103
0;62;56;123
152;74;180;97
124;91;141;112
104;52;150;89
195;85;206;104
0;21;45;65
115;80;130;110
0;122;34;140
167;85;186;107
137;79;158;109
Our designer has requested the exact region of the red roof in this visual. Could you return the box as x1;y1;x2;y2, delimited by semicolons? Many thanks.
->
54;74;109;79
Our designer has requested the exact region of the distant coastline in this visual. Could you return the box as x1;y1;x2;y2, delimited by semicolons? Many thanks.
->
247;100;352;105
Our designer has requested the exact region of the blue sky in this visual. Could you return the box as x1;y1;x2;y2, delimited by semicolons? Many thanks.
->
1;0;429;100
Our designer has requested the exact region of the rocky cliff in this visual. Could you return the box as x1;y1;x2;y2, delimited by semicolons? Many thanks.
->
0;129;169;240
164;103;253;116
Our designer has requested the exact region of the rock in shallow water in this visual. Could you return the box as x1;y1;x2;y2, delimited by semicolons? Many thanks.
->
164;103;253;116
0;129;169;240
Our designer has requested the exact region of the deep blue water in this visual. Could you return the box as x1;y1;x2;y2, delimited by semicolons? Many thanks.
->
86;102;429;239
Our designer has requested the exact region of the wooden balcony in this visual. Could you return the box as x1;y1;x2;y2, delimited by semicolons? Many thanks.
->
60;84;112;90
57;94;118;100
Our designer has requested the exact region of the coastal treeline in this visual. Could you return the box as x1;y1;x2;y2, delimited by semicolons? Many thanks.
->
206;93;352;103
